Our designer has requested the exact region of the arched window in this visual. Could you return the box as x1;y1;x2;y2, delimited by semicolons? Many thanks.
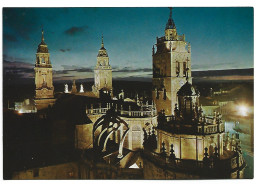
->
41;57;45;64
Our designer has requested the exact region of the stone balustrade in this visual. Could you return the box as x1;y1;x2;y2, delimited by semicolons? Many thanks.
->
197;123;225;134
86;105;157;117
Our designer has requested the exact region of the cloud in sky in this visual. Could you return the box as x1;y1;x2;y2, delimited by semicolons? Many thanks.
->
60;48;71;52
113;67;152;73
3;8;253;73
3;58;253;83
3;33;17;42
64;26;88;36
191;62;238;71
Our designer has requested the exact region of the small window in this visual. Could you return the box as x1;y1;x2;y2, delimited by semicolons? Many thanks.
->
41;57;45;64
163;89;166;100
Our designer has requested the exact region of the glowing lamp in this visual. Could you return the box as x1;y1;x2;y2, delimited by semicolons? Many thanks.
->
237;105;248;117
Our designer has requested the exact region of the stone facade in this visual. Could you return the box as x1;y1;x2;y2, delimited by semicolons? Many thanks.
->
156;130;224;161
152;9;191;116
34;29;55;110
75;124;93;150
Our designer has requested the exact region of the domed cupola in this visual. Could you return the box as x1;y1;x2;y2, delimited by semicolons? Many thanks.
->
177;81;198;97
37;29;49;53
177;80;200;119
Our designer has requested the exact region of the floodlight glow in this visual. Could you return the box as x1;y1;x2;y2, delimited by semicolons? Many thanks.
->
238;105;248;117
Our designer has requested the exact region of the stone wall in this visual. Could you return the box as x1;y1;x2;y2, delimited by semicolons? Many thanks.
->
12;162;79;179
75;124;93;149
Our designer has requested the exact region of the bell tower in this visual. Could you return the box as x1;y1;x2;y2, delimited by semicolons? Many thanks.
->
92;35;113;97
34;29;55;110
152;8;192;116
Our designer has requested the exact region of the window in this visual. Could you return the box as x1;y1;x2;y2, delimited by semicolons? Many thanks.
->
41;57;45;64
163;89;166;100
176;62;180;76
183;62;187;76
157;90;159;99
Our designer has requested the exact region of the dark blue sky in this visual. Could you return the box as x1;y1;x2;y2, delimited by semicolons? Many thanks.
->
3;7;253;80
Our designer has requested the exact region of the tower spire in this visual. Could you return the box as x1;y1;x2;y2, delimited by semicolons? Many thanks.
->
101;34;104;48
165;7;176;30
169;7;173;18
41;28;44;42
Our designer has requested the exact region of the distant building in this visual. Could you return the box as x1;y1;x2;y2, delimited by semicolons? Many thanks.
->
14;99;37;113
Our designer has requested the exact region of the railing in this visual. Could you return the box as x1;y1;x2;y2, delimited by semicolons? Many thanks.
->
142;149;204;170
197;123;225;134
142;149;245;175
86;106;157;117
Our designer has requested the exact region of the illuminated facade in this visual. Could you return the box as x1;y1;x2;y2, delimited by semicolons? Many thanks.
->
92;36;113;97
34;29;55;110
152;8;191;116
11;8;247;180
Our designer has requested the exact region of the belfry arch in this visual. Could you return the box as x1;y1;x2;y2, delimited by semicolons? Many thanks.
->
93;108;129;158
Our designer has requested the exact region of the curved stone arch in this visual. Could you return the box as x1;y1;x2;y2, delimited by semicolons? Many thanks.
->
102;128;118;152
97;127;108;146
92;109;129;155
118;127;130;158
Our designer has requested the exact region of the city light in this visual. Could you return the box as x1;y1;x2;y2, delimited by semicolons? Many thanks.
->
237;105;248;117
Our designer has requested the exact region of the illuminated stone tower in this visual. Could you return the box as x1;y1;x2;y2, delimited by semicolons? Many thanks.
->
92;36;113;97
34;29;55;110
152;8;192;116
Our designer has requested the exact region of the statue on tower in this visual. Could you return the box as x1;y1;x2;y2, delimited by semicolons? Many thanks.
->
64;84;69;93
80;84;84;93
71;80;77;94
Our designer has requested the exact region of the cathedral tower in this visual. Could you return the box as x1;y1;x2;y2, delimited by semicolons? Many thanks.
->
34;29;55;110
92;36;113;97
152;8;192;116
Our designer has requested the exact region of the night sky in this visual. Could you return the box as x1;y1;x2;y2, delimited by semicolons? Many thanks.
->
3;7;253;81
